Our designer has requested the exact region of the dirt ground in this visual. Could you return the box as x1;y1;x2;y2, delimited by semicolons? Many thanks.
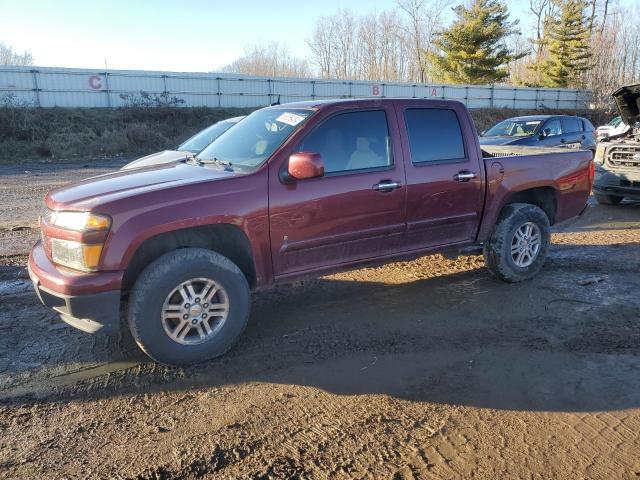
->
1;160;639;479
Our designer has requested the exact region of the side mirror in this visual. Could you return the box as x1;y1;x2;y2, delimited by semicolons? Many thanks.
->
480;129;486;136
540;128;551;139
283;152;324;182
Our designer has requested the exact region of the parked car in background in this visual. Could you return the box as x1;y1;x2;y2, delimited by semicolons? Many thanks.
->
479;115;597;154
593;83;640;204
29;98;593;365
596;115;628;140
122;116;245;170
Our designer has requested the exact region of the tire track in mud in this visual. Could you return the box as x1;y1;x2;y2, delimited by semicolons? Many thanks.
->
134;384;453;479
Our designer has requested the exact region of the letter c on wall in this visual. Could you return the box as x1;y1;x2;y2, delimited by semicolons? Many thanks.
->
88;75;102;90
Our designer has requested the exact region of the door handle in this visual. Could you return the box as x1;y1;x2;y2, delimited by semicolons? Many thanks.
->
373;180;401;192
453;171;477;182
560;138;566;143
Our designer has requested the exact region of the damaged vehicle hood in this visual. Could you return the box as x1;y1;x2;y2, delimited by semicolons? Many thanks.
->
613;84;640;127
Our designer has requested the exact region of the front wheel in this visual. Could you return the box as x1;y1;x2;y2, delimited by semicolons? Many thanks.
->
127;248;251;365
593;192;623;205
483;203;551;283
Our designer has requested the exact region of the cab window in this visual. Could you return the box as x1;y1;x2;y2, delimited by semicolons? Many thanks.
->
296;110;392;174
404;108;466;164
543;119;563;136
562;117;581;133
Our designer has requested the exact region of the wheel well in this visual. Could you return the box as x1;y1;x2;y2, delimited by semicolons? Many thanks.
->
122;224;257;292
504;187;557;224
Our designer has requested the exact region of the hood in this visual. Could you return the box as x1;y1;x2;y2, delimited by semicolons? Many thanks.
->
478;136;525;146
121;150;191;170
47;161;240;210
613;84;640;126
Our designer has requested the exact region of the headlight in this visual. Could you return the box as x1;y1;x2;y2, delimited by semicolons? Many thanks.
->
51;239;103;272
50;211;111;231
594;145;605;165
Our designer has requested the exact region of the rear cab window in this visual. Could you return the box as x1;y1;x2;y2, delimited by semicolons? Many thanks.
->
403;108;466;164
296;110;392;175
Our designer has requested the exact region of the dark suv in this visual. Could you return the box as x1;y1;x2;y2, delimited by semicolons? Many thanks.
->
479;115;597;154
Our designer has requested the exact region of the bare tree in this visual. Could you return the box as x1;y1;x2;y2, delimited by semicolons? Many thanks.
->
307;15;337;78
528;0;555;56
599;0;609;33
307;8;411;82
398;0;452;83
586;3;640;108
0;42;34;66
398;0;427;82
219;42;311;78
588;0;597;35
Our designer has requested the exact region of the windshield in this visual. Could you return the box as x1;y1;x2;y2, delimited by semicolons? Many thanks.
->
196;108;312;168
483;119;542;137
178;119;240;153
607;116;622;127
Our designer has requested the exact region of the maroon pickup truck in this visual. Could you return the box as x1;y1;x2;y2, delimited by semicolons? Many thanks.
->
28;99;594;365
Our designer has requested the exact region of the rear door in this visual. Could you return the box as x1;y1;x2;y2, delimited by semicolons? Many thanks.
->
268;105;407;278
395;101;485;250
561;117;584;149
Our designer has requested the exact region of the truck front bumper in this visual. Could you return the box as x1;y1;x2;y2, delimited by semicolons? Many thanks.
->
593;167;640;200
28;241;123;333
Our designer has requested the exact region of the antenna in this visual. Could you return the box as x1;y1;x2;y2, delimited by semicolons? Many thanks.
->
270;94;281;106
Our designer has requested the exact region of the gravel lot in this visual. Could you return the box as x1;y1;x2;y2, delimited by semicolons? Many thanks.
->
1;160;639;479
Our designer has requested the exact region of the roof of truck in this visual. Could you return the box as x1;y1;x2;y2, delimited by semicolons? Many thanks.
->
268;97;461;110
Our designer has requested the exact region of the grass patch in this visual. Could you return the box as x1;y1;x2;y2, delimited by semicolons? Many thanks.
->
0;106;608;164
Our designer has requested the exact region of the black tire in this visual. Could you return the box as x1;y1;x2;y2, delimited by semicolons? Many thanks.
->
483;203;551;283
127;248;250;365
593;192;623;205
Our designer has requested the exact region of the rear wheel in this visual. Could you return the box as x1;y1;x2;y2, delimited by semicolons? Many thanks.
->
483;203;551;283
127;248;250;365
593;192;623;205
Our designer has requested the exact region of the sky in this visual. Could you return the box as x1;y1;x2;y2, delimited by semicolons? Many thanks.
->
0;0;635;72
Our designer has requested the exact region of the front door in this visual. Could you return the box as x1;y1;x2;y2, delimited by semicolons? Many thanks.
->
539;118;565;147
268;106;407;278
395;101;485;250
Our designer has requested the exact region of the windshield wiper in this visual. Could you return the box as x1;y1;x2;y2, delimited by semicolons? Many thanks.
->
193;157;233;169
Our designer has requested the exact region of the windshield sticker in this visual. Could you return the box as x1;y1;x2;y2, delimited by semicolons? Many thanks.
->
276;112;306;126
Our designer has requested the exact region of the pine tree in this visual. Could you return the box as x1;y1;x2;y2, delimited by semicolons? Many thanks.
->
539;0;592;88
426;0;525;85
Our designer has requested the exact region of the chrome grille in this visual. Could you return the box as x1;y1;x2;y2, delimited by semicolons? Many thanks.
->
605;145;640;169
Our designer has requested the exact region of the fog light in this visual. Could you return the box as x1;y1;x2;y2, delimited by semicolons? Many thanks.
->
51;239;103;271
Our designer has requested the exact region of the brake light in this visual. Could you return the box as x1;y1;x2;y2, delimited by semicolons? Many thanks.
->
588;159;595;189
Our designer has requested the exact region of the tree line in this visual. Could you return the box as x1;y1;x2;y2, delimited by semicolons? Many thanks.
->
2;0;638;108
221;0;640;108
